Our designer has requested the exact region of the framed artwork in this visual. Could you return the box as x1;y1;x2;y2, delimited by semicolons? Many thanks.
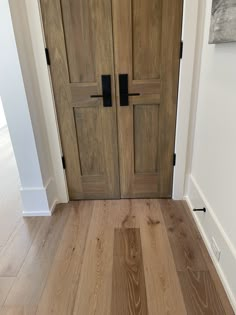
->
209;0;236;44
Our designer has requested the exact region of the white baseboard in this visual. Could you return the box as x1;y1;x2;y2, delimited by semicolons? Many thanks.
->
22;200;58;217
20;177;58;217
185;174;236;313
22;210;51;217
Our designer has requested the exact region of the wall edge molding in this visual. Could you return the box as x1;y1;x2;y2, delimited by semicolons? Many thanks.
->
50;199;58;214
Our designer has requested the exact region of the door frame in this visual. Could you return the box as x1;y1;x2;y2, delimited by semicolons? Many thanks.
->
9;0;200;202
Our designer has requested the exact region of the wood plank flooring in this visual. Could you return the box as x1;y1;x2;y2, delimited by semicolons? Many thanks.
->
0;200;234;315
111;228;148;315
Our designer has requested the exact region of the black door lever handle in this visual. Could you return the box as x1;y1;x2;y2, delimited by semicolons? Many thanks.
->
90;75;112;107
126;93;140;97
119;74;140;106
91;95;104;98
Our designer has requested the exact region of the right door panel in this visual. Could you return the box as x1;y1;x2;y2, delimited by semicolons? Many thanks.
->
113;0;183;198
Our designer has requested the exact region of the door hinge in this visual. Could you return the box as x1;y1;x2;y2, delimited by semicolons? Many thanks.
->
179;41;183;59
173;153;176;166
62;156;66;170
45;48;51;66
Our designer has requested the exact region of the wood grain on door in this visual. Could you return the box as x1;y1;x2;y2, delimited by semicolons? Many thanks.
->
40;0;120;199
113;0;183;198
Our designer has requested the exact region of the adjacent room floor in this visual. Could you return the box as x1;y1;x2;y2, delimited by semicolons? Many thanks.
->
0;199;234;314
0;126;22;252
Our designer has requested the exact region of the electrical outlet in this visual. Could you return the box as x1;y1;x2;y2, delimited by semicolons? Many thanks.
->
211;237;221;261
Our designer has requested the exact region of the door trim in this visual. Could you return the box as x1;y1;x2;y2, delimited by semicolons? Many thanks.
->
9;0;200;201
173;0;200;199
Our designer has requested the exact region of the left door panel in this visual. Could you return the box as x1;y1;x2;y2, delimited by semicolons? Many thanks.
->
40;0;120;199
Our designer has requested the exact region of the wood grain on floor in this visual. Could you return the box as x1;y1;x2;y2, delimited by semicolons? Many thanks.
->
71;200;119;315
160;199;207;271
111;228;148;315
36;202;93;315
0;306;37;315
178;270;225;315
0;278;14;306
0;218;41;277
4;207;68;307
0;200;234;315
135;199;187;315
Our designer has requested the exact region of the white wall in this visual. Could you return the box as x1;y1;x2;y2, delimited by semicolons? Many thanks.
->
186;0;236;311
0;97;7;129
0;0;58;215
0;0;43;188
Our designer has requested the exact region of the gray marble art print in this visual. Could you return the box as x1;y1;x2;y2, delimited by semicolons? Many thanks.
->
209;0;236;43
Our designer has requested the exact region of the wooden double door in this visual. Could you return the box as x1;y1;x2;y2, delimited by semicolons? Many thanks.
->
40;0;183;200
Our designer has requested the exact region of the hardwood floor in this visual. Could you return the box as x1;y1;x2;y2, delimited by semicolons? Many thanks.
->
0;200;234;315
111;228;148;315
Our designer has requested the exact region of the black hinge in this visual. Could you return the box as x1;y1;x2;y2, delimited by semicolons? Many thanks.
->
62;156;66;170
173;153;176;166
179;41;183;59
45;48;51;66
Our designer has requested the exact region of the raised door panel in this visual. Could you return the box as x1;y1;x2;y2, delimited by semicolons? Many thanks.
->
113;0;183;198
40;0;120;199
61;0;96;83
134;104;160;174
74;107;105;176
132;0;162;81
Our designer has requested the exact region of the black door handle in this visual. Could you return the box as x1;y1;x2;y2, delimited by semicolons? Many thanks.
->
91;75;112;107
119;74;140;106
